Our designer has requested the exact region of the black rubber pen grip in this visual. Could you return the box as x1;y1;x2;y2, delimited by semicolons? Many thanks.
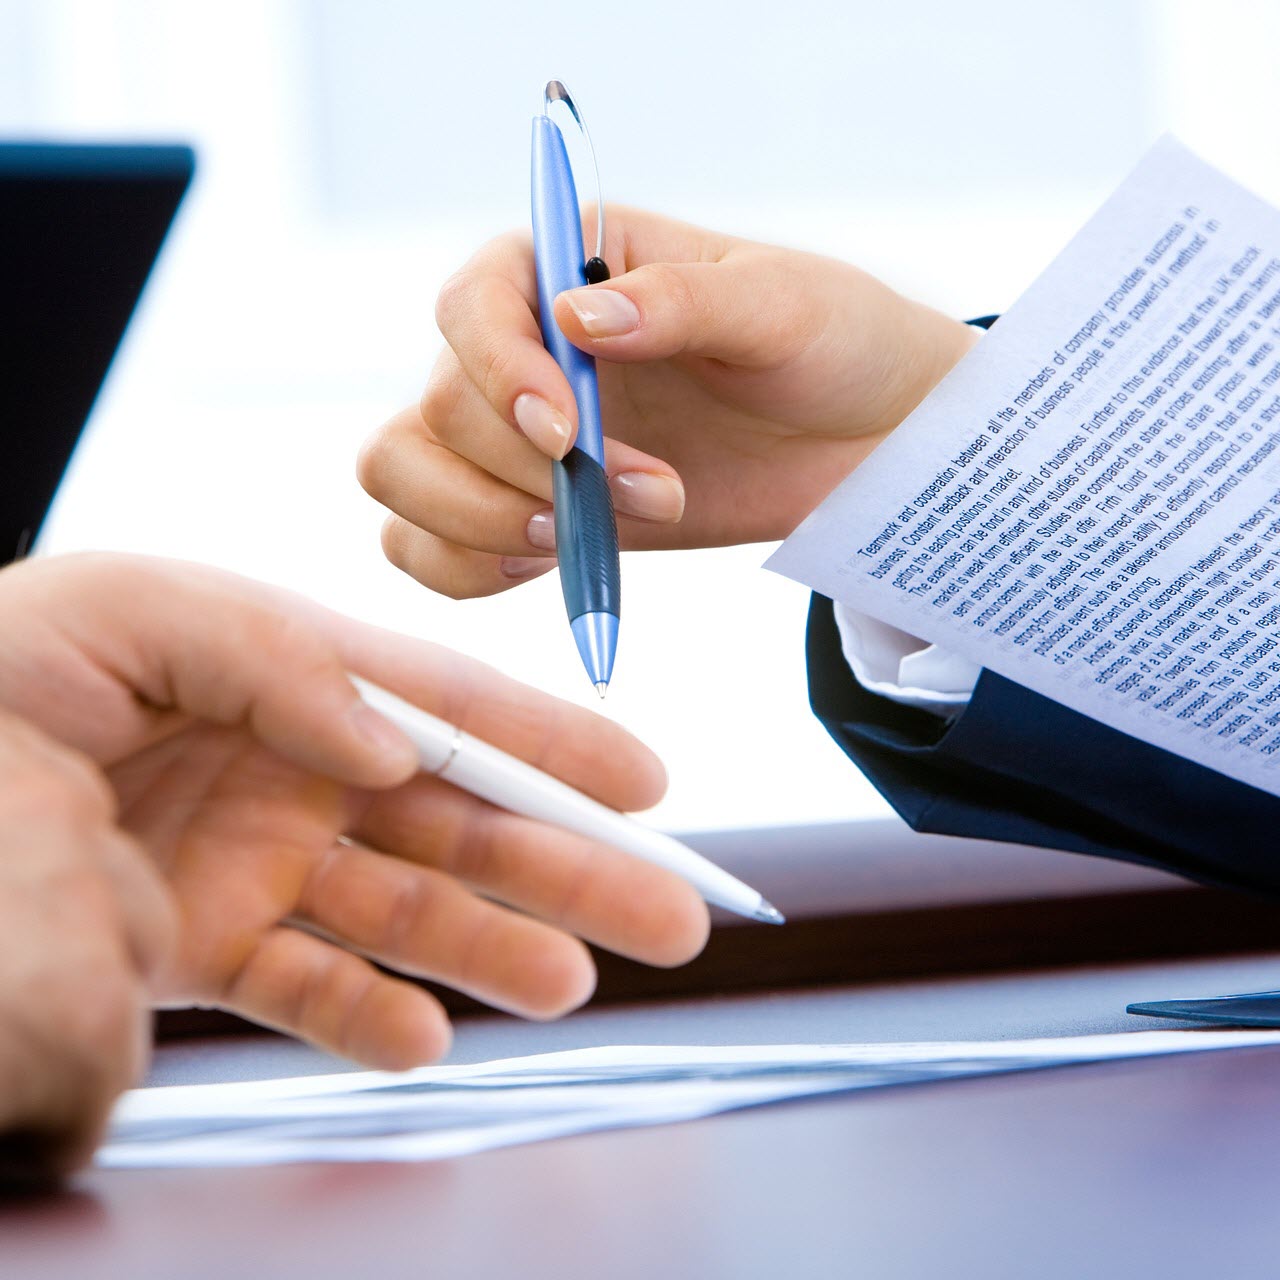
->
552;448;621;621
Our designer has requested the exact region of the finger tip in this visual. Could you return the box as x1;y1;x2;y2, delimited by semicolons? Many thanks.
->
628;746;668;812
643;881;712;969
555;425;579;461
356;988;453;1070
604;720;669;809
362;752;420;794
400;1015;454;1069
513;390;576;460
610;470;686;525
647;754;670;804
551;288;583;329
519;938;598;1021
551;291;607;351
347;703;421;787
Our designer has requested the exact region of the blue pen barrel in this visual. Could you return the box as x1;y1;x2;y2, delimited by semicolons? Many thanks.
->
531;115;606;463
531;113;621;681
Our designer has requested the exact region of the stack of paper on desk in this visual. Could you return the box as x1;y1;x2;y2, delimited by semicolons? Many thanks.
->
98;1030;1280;1168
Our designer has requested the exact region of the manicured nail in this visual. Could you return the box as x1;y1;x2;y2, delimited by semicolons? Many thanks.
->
513;394;572;459
610;471;685;522
526;509;556;550
500;556;556;580
348;702;416;769
563;287;640;338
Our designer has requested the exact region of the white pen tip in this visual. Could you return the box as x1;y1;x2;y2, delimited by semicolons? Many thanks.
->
594;681;608;699
753;900;786;925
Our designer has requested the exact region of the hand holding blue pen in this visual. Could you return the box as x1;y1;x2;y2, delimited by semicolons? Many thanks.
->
361;160;973;609
531;82;621;696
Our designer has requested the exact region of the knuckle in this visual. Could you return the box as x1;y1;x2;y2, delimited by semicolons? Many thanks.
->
461;490;511;551
476;333;519;406
382;875;433;958
513;696;565;774
637;262;692;316
235;606;336;704
474;228;534;282
380;521;469;599
438;550;508;601
762;252;820;334
433;571;473;602
548;845;597;931
418;368;467;445
449;799;499;882
289;946;343;1040
384;511;512;600
433;268;474;336
355;424;398;499
492;226;525;250
256;608;332;676
380;515;417;571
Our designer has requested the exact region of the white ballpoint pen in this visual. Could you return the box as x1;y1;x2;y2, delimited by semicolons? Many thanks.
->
352;678;784;925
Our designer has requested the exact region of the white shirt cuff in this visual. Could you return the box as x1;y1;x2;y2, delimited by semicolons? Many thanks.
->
833;604;981;719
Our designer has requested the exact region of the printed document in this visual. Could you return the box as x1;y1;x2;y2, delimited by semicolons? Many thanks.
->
99;1030;1280;1168
770;138;1280;795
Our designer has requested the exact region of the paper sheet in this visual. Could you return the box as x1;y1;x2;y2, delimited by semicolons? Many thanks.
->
97;1030;1280;1168
769;138;1280;796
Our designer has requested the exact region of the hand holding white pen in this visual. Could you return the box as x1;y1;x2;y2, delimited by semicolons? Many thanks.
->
352;678;784;924
0;553;723;1082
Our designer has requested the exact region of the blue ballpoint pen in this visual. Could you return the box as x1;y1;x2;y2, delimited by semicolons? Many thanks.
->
531;81;621;697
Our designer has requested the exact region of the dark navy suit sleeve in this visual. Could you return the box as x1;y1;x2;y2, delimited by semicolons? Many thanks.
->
807;591;1280;897
802;317;1280;896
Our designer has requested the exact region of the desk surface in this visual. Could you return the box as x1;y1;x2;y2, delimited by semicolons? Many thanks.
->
6;951;1280;1280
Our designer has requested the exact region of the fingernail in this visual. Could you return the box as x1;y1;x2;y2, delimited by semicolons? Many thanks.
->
610;471;686;522
348;703;416;769
513;394;572;459
526;509;556;550
500;556;556;580
563;288;640;338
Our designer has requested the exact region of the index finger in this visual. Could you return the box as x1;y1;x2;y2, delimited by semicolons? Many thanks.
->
433;211;734;462
356;637;669;813
434;231;580;458
209;571;668;812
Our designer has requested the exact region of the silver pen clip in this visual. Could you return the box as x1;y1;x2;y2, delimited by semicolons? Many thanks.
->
544;79;609;282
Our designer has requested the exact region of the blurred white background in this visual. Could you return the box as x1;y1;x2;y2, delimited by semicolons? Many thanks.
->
2;0;1278;831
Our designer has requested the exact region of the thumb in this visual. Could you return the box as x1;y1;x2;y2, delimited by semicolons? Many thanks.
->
7;555;420;789
554;253;807;368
